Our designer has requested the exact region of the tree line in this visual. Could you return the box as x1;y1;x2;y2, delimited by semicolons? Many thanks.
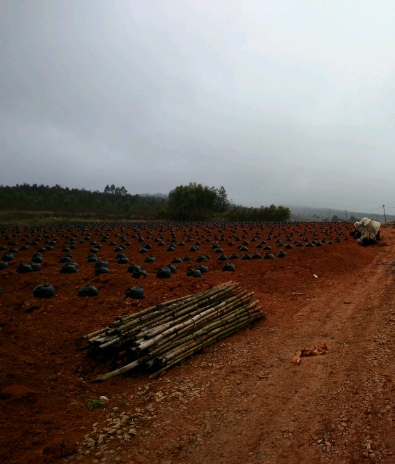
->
0;182;291;222
226;204;291;222
0;183;167;220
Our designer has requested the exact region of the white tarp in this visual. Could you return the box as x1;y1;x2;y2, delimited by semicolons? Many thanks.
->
354;217;381;243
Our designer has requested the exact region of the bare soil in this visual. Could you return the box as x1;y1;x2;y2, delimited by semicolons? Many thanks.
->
1;222;394;463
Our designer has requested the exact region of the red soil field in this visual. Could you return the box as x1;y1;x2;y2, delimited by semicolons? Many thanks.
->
1;221;394;463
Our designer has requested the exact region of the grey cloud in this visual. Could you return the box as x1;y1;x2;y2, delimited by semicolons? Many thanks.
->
1;0;395;212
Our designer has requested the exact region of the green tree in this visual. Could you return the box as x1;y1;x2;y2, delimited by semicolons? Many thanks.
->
116;199;123;212
214;186;229;216
123;201;131;214
331;215;339;223
18;191;29;209
167;183;219;220
225;204;291;222
104;184;128;196
93;199;102;211
70;195;78;211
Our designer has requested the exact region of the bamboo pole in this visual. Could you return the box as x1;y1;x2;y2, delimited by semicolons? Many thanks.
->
136;293;245;341
106;284;239;338
84;282;265;382
121;307;264;371
134;298;245;352
145;304;261;359
110;314;257;378
150;320;252;378
101;295;256;353
93;353;152;383
157;307;260;364
93;287;242;381
85;283;235;340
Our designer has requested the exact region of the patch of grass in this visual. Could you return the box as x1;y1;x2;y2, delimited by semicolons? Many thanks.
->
0;209;148;227
86;398;106;410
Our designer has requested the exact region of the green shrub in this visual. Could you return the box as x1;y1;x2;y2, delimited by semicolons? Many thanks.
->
86;398;106;410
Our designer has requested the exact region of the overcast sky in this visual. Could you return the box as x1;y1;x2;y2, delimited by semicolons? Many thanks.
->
1;0;395;210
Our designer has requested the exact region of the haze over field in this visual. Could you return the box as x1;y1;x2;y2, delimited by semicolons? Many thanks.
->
1;1;395;211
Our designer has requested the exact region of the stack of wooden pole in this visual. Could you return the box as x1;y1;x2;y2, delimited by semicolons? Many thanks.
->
82;282;265;382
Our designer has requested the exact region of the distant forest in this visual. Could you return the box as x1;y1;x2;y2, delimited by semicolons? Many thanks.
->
0;183;291;222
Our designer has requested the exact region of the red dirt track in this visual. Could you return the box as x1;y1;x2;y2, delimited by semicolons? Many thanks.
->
1;221;395;463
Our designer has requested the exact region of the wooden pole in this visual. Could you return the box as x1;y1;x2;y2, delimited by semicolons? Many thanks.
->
85;282;265;382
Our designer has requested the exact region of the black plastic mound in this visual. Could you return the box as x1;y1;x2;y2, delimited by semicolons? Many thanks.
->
33;284;55;298
78;285;99;297
187;268;201;277
222;263;235;272
124;286;145;299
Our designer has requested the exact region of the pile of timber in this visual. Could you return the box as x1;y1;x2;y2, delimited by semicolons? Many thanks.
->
82;282;265;382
